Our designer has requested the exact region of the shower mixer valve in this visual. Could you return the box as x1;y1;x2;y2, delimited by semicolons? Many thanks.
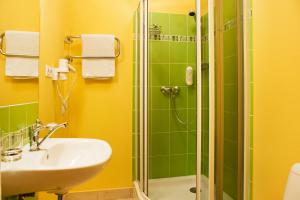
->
160;86;187;125
160;86;180;97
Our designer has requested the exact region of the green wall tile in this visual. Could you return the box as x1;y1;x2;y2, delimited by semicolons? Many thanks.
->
146;12;209;180
224;113;238;141
10;104;27;132
202;132;209;156
188;131;196;153
223;0;237;22
188;86;197;108
202;41;209;63
170;14;187;35
170;132;187;154
150;156;170;178
188;109;197;131
170;155;188;176
224;140;238;170
188;154;197;175
201;14;208;35
151;41;170;63
188;17;196;36
202;108;209;132
151;87;170;109
170;64;187;86
201;154;209;176
0;106;10;135
151;12;170;35
151;133;170;156
170;109;187;132
223;167;237;199
27;103;38;125
224;28;237;58
224;56;238;85
151;64;170;86
170;42;187;63
1;103;39;151
202;70;209;87
151;109;170;133
188;42;197;63
224;85;238;113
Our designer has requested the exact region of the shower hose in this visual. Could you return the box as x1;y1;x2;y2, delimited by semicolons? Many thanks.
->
170;88;195;126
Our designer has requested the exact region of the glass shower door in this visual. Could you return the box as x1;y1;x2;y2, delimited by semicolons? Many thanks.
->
133;0;246;199
146;1;198;200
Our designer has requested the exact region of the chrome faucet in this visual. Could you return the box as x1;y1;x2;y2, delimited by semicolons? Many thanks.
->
30;119;68;151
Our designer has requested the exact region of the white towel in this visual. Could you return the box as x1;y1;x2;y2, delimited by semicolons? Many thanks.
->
5;31;39;78
81;34;115;79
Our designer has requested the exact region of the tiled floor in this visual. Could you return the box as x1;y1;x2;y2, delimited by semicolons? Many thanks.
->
64;188;134;200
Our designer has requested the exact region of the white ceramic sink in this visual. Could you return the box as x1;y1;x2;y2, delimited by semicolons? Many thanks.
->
1;138;112;196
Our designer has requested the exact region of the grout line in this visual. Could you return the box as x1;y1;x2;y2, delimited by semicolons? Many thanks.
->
1;101;39;108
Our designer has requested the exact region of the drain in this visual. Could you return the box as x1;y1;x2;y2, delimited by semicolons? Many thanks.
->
189;187;201;193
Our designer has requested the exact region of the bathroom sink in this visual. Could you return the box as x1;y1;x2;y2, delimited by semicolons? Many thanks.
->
1;138;112;196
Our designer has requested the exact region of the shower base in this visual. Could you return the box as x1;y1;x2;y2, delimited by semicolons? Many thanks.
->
148;175;233;200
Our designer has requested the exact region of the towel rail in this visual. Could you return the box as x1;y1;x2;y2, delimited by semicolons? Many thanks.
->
64;35;120;60
0;33;39;58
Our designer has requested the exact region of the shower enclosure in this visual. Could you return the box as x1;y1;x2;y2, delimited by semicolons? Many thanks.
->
133;0;251;200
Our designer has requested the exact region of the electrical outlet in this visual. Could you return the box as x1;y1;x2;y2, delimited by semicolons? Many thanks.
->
45;65;54;78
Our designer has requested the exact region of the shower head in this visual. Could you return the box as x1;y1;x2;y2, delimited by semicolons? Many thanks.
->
188;10;196;21
189;10;196;16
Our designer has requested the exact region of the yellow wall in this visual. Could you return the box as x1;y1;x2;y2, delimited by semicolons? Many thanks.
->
253;1;300;199
66;0;136;190
149;0;207;15
38;0;70;199
39;0;70;124
39;0;136;194
0;0;39;106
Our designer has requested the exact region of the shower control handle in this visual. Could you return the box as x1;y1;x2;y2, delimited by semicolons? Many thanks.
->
172;86;180;96
160;86;172;95
160;86;180;97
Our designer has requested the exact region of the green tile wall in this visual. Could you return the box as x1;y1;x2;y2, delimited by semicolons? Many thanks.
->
148;12;197;179
222;2;239;199
132;8;251;199
0;102;39;150
201;13;209;178
0;102;38;200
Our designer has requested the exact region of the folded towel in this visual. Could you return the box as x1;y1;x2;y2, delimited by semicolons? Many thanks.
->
81;34;115;79
5;31;39;78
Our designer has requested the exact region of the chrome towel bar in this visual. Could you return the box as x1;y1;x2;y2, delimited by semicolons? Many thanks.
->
0;33;39;58
64;35;120;60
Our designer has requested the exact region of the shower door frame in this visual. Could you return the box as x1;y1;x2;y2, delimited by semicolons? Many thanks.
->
134;0;251;199
135;0;213;199
196;0;202;199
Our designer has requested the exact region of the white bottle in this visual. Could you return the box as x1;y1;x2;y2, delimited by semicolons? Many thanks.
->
186;66;193;86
